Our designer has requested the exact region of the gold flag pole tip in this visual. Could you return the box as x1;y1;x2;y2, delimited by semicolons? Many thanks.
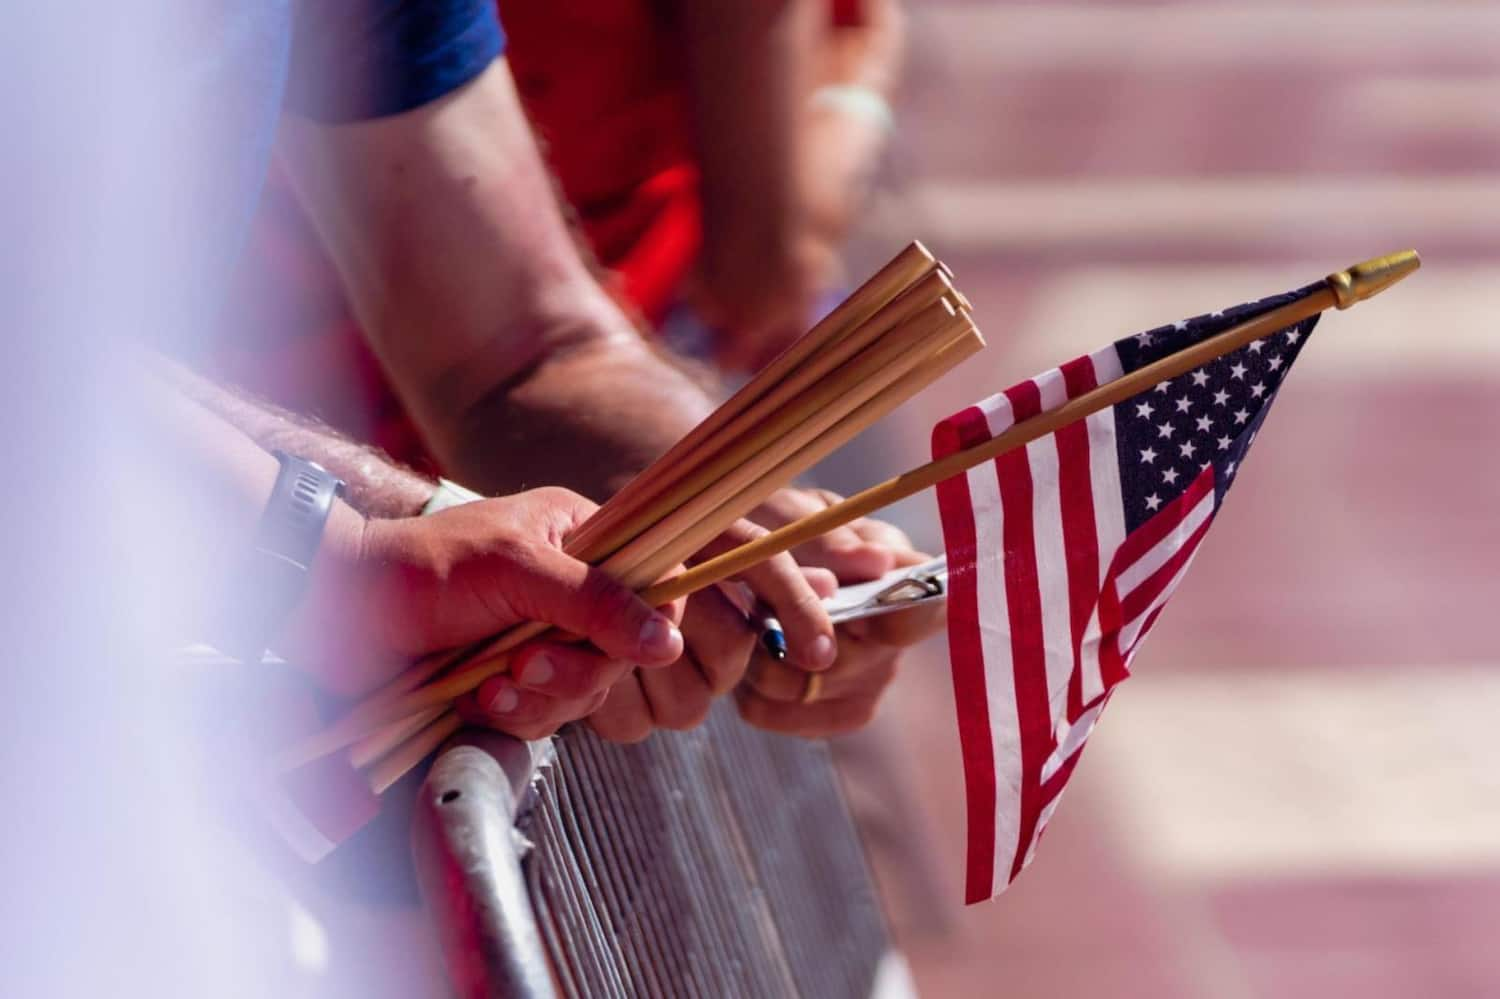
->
1326;249;1421;309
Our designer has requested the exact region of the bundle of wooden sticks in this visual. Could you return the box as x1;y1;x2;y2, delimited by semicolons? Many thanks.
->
277;241;983;795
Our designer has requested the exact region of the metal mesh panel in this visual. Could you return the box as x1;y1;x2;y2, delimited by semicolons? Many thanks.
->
519;699;890;999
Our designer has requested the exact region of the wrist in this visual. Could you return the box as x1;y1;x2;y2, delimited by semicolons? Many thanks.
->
445;336;709;501
273;501;398;690
215;452;347;663
274;497;368;630
319;498;371;580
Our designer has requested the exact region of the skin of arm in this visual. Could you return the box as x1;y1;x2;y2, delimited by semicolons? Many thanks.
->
138;360;686;717
678;0;826;373
800;0;906;245
277;58;710;497
154;356;436;518
675;1;905;373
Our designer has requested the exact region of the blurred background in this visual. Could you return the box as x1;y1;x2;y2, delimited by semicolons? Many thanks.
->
825;2;1500;996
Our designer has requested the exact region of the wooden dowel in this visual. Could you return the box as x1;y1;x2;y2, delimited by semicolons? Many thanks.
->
342;641;477;722
365;710;463;795
604;301;964;580
620;322;986;595
637;286;1340;608
274;620;548;771
571;272;955;562
566;242;937;557
364;324;987;794
347;705;446;770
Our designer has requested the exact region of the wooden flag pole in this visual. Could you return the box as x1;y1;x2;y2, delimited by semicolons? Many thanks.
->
636;250;1420;608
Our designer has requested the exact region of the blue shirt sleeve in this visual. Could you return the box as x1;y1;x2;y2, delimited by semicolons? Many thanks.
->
285;0;505;122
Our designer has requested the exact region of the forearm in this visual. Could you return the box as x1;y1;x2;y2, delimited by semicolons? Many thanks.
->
153;356;436;518
443;338;716;502
280;55;726;499
132;362;367;644
683;0;819;289
816;0;905;94
802;0;905;243
280;59;629;445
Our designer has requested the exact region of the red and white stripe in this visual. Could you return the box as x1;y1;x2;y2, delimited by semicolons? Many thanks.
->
935;346;1217;903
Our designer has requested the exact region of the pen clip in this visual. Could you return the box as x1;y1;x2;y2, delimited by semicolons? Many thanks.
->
873;574;944;606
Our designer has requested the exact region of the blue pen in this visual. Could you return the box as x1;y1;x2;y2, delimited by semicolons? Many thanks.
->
755;612;788;661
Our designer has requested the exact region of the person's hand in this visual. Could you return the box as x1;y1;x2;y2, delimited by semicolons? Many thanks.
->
752;488;947;652
585;517;840;743
278;487;686;741
734;487;945;737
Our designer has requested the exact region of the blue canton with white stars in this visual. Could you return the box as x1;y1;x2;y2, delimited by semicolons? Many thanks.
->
1111;283;1323;532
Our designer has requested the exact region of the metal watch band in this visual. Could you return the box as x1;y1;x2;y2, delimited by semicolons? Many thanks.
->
220;451;345;663
258;451;345;570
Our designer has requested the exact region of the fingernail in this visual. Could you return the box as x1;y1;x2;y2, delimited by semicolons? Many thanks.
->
486;684;518;714
521;654;554;687
810;634;836;669
639;616;681;660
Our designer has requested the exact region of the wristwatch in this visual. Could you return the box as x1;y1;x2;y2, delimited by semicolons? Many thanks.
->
220;451;345;663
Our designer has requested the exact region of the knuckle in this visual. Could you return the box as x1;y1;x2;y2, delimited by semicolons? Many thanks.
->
784;585;827;623
490;535;543;580
734;691;774;729
577;568;639;639
612;718;653;744
588;705;652;744
703;640;754;693
728;519;769;545
531;485;591;515
657;696;711;731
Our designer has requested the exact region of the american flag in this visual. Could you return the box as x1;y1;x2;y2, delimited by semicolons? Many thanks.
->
933;283;1323;903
